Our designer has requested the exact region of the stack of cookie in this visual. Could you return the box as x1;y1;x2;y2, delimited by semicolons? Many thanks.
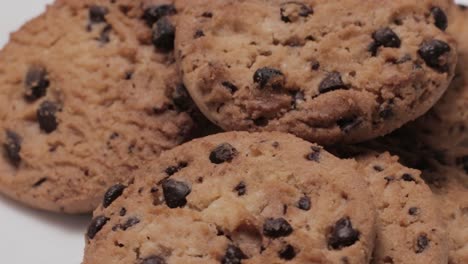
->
0;0;465;263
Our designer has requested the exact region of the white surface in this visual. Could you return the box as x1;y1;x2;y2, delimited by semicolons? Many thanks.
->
0;1;467;264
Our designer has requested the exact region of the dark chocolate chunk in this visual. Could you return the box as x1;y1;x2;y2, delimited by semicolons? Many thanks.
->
164;162;188;176
209;143;238;164
415;234;429;253
119;207;127;216
103;184;126;208
162;179;191;208
418;39;451;72
408;207;420;216
311;61;320;71
234;181;247;196
370;27;401;56
402;173;416;182
328;217;360;250
306;146;321;162
253;117;269;127
152;17;175;52
141;255;166;264
194;29;205;39
24;66;49;101
143;4;177;27
373;165;384;172
37;101;59;133
3;131;22;167
318;72;347;94
202;12;213;18
221;245;247;264
87;215;110;239
89;5;108;24
297;195;311;211
279;244;296;260
222;81;238;94
280;2;313;23
120;217;140;231
263;218;293;238
337;116;362;133
253;67;285;89
431;7;448;31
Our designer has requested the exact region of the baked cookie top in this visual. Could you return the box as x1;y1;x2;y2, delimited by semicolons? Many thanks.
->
175;0;457;145
357;152;448;264
0;0;194;213
83;132;376;263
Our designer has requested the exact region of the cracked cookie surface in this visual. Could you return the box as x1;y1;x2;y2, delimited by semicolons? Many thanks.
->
0;0;194;213
83;132;376;263
175;0;457;145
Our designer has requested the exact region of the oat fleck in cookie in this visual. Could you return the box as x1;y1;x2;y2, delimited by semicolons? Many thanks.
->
175;0;457;145
83;132;376;263
0;0;194;213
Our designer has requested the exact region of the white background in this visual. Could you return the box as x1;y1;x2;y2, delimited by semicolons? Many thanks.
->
0;1;467;264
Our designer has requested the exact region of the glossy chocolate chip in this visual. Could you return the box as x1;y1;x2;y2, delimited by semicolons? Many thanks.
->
24;66;49;101
280;2;313;23
279;244;296;260
263;218;293;238
431;7;448;31
103;184;126;208
337;116;361;133
141;255;166;264
297;195;311;211
37;101;59;133
143;4;177;27
221;245;247;264
89;5;108;24
253;67;285;89
119;208;127;216
162;179;191;208
328;217;360;250
209;143;238;164
408;207;420;216
234;181;247;196
318;72;347;94
87;215;110;239
172;84;192;111
222;81;238;94
415;234;429;253
3;131;22;167
418;40;451;72
165;162;188;176
152;17;175;52
369;27;401;56
120;217;140;231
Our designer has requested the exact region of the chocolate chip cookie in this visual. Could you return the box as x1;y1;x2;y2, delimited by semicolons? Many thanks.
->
0;0;194;213
357;152;448;264
175;0;457;145
83;132;376;263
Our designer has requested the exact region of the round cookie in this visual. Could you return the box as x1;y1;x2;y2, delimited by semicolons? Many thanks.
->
175;0;457;145
83;132;376;263
356;152;448;264
0;0;195;213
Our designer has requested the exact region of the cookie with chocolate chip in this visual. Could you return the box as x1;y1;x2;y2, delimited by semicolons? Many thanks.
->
0;0;195;213
175;0;457;145
83;132;376;263
356;152;448;264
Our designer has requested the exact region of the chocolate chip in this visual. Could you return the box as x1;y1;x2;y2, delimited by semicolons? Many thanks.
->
402;173;416;182
143;4;176;27
328;217;360;250
415;234;429;253
119;208;127;216
152;17;175;52
408;207;420;216
253;67;285;89
98;24;112;43
221;245;247;264
311;61;320;71
3;131;22;167
37;101;59;133
280;2;313;23
24;66;49;101
369;27;401;56
297;195;311;211
234;181;246;196
87;215;109;239
194;29;205;39
120;217;140;231
337;116;362;133
279;244;296;260
172;83;192;111
431;7;448;31
222;81;238;94
141;255;166;264
318;72;347;94
209;143;238;164
202;12;213;18
263;218;293;238
103;184;126;208
164;162;188;176
306;146;321;162
89;5;108;24
162;179;191;208
253;117;269;127
418;39;451;72
32;177;47;188
373;165;384;172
